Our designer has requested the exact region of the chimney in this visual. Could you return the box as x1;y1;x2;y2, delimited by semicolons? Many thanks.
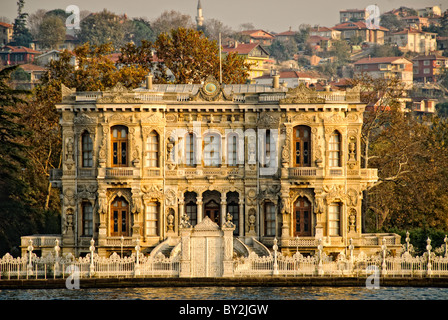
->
146;74;153;90
273;73;280;89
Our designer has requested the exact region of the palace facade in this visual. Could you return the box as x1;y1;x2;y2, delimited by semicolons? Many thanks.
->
22;75;401;258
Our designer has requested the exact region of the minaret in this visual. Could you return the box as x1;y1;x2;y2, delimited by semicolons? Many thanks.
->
196;0;204;30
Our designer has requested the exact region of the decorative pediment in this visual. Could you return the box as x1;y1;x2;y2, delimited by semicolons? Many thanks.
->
257;112;280;127
190;76;233;102
97;82;141;103
61;84;76;102
193;216;220;231
280;83;325;104
141;113;165;125
74;113;97;125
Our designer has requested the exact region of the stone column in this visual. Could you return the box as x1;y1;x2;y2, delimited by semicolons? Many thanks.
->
197;195;203;223
178;194;185;231
179;226;192;278
239;199;244;237
221;193;227;226
222;223;235;277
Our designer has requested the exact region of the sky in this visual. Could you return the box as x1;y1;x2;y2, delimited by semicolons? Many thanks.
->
2;0;444;33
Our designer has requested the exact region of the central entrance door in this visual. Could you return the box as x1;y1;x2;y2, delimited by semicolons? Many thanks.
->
204;200;220;225
111;196;129;236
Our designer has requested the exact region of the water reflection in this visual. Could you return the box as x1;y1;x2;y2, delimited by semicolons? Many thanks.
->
1;286;448;300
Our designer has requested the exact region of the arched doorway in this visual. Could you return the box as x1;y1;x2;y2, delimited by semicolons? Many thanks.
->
294;197;312;236
110;196;129;236
204;199;220;225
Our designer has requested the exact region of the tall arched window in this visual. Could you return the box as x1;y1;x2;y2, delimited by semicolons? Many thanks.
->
293;126;311;167
329;202;341;236
228;201;239;235
111;126;128;167
329;131;341;167
294;197;311;236
186;201;197;226
110;196;129;236
203;133;221;167
227;134;238;167
185;133;196;167
82;201;93;236
146;130;159;167
82;131;93;167
264;202;276;236
146;202;159;236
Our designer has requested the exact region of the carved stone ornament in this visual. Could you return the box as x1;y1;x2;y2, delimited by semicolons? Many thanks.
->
97;82;141;103
323;185;347;204
257;112;280;128
190;76;233;102
193;216;220;231
280;83;325;104
74;113;97;125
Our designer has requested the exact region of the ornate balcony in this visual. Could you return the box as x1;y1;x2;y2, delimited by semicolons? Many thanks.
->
288;167;323;179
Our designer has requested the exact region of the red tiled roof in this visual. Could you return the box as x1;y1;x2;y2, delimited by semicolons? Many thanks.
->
354;56;411;65
276;30;296;36
0;22;13;28
18;63;46;72
412;54;448;61
310;27;335;32
240;29;275;38
333;21;388;31
0;46;41;54
222;43;260;55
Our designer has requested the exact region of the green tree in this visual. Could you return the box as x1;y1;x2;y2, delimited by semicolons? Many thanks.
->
127;18;156;45
268;39;298;62
0;66;36;255
37;15;66;50
154;27;249;84
11;0;33;47
76;9;127;50
151;10;194;36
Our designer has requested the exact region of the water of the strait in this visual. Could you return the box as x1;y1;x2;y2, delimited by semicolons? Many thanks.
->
1;286;448;300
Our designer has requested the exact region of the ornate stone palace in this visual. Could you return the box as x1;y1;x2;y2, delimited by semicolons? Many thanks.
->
22;75;401;258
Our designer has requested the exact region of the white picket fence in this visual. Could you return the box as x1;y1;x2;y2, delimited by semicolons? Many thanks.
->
2;237;448;279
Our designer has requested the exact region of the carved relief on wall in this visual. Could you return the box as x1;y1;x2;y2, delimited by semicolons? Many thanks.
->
311;127;323;167
77;183;98;200
141;184;164;201
323;184;347;204
98;126;109;166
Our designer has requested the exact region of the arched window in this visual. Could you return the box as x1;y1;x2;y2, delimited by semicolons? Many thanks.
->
294;197;311;236
186;201;197;226
227;134;238;167
82;202;93;236
329;202;341;236
82;131;93;167
329;131;341;167
293;126;311;167
110;197;129;236
185;133;196;167
111;126;128;167
146;130;159;167
146;202;159;236
264;202;276;236
228;201;239;235
203;133;221;167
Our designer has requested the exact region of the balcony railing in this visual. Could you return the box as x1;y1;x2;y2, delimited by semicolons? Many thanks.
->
105;167;139;178
289;167;323;177
21;235;62;248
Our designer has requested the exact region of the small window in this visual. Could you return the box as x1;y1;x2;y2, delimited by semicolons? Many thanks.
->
228;202;239;235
